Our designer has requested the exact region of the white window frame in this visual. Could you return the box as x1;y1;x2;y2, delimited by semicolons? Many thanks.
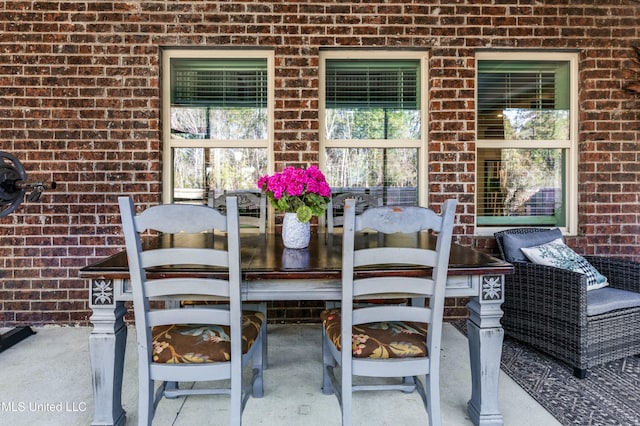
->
475;51;578;236
161;49;274;203
318;50;429;206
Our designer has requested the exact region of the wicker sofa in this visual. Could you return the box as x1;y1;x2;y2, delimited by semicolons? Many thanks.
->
494;228;640;378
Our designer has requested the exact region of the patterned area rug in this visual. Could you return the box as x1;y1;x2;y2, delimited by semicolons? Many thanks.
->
453;321;640;425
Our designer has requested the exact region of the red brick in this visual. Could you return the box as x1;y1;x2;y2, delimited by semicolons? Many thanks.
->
0;0;639;327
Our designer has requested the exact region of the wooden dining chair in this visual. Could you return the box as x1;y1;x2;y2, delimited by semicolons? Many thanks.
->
118;196;265;426
325;192;384;309
207;190;269;365
209;190;267;233
326;191;382;233
321;198;457;426
324;191;386;309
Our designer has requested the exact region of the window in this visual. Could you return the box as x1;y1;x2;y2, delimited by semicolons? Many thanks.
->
162;50;273;203
320;51;428;206
476;51;578;234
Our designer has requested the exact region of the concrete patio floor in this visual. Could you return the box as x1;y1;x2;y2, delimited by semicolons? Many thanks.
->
0;323;559;426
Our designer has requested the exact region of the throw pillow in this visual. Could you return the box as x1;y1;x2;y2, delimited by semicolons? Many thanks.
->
500;228;564;263
520;238;609;291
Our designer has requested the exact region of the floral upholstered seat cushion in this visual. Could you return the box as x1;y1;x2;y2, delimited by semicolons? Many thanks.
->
151;310;264;364
321;309;428;358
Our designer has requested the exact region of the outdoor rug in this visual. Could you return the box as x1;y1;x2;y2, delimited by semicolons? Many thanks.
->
453;321;640;425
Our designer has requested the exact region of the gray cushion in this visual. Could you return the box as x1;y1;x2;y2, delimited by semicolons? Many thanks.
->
501;228;563;263
587;287;640;316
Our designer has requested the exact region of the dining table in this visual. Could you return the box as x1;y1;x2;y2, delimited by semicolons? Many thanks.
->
80;231;512;426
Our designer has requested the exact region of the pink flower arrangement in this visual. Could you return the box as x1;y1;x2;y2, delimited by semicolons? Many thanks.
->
258;166;331;223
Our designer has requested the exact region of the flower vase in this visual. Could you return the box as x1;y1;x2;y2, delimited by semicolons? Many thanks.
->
282;212;310;249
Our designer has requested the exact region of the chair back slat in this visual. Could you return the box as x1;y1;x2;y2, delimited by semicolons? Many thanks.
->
355;205;445;235
144;278;230;299
141;248;229;269
135;203;228;234
148;308;231;328
353;277;435;298
354;247;437;268
353;305;433;325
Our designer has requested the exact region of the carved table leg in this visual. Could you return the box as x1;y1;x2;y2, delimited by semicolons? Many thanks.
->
89;278;127;426
466;274;505;426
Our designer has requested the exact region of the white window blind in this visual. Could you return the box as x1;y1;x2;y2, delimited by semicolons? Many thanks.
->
478;61;569;140
171;58;267;107
325;60;419;110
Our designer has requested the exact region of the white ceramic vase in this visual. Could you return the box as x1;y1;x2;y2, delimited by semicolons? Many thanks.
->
282;212;310;249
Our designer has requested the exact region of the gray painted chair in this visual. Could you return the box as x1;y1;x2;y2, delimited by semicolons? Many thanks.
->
208;190;269;365
321;198;457;426
325;191;385;309
326;191;382;234
209;190;267;233
118;196;265;425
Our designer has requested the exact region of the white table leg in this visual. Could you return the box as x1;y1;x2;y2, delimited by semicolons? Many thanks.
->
466;274;505;426
89;279;127;426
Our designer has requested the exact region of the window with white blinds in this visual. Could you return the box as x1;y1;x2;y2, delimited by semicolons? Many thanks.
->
475;52;577;234
320;52;427;207
162;51;272;204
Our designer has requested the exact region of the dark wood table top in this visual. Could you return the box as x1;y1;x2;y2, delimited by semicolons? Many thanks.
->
79;232;512;281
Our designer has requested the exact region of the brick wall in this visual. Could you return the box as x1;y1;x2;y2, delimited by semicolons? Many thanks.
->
1;1;639;326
